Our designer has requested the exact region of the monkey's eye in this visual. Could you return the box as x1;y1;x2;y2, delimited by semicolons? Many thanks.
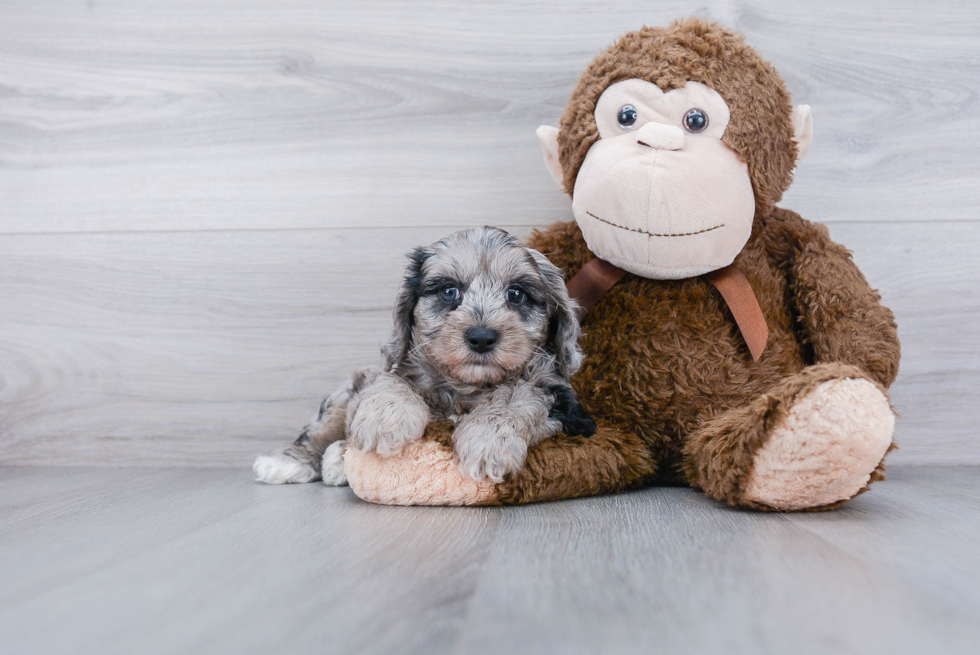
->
617;104;638;129
439;285;461;303
506;286;526;305
683;108;708;133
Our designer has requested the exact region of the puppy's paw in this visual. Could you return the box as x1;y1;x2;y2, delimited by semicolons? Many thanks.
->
253;454;319;484
453;418;528;484
347;374;430;456
321;441;349;486
547;384;597;437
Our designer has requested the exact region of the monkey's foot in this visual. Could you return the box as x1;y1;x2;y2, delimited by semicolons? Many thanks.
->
742;378;895;511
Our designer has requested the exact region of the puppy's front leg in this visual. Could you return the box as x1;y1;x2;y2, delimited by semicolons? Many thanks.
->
346;372;431;456
453;383;561;483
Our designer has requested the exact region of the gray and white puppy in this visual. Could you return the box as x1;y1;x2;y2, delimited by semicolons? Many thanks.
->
254;226;595;486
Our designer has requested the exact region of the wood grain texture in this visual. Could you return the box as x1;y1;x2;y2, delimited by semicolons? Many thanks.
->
1;0;978;233
1;1;978;465
1;466;979;655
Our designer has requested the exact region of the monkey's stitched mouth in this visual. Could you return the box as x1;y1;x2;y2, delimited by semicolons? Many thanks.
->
586;211;725;237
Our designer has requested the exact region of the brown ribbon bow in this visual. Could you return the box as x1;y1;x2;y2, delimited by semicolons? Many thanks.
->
566;258;769;362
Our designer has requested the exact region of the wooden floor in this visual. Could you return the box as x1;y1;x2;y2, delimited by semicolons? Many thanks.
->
1;465;978;655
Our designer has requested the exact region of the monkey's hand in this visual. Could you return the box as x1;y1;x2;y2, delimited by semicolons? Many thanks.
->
453;383;561;483
346;372;430;456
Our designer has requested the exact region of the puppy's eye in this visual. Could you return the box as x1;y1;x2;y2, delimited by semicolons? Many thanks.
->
439;285;460;303
617;104;638;129
506;286;526;305
683;108;708;133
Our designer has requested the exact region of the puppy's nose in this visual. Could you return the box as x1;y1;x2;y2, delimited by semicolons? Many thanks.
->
636;122;685;151
466;327;499;354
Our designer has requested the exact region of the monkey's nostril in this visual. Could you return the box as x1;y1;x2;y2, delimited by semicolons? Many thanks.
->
466;327;499;354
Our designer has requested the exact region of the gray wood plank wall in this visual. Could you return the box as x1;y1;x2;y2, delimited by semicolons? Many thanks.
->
1;0;978;466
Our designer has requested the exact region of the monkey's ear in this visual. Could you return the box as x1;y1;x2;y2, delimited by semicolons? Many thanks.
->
792;105;813;162
536;125;564;189
381;247;431;372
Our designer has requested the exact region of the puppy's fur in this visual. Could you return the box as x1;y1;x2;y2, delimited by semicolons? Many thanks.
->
254;227;594;485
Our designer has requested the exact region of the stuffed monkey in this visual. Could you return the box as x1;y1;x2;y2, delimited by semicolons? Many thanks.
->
343;18;900;511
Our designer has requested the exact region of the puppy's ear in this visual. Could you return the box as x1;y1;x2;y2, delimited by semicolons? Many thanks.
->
530;248;584;378
381;246;431;371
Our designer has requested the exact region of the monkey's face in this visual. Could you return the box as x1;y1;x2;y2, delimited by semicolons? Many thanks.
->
541;80;759;279
573;80;755;279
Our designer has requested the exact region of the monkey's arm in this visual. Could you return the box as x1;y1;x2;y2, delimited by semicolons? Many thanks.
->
778;210;900;387
495;423;655;503
343;419;655;506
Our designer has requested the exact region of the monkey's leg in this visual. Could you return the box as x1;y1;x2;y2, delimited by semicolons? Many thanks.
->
683;363;895;511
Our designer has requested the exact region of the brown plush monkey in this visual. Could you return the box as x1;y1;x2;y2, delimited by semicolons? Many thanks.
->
343;18;901;511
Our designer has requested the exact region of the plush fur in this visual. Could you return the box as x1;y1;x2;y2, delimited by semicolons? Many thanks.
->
342;18;900;511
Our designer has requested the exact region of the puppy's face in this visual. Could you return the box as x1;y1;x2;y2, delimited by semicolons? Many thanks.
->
383;227;583;387
412;229;552;386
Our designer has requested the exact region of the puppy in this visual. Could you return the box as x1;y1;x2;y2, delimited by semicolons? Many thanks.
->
254;226;595;486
